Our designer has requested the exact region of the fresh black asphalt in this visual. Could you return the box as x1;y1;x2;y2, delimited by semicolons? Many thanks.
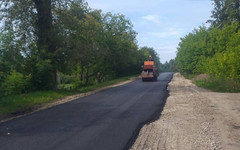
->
0;72;173;150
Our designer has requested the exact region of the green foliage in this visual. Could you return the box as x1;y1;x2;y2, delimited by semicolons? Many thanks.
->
55;4;145;84
161;59;177;72
176;23;240;90
0;30;24;72
195;79;240;93
60;74;77;85
0;90;75;116
182;73;198;80
0;75;137;116
208;0;240;28
31;59;55;90
1;70;30;96
0;0;164;118
176;0;240;92
202;23;240;81
0;0;158;98
176;26;209;74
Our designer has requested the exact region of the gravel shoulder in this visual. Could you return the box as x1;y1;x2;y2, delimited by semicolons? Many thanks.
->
131;73;240;150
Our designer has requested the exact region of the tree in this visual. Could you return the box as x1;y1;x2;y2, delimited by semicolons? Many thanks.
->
0;0;86;89
0;0;149;93
161;59;177;72
176;26;209;74
176;22;240;83
208;0;240;28
100;12;140;77
0;29;23;72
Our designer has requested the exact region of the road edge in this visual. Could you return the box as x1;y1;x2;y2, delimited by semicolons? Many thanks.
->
0;77;140;124
124;73;174;150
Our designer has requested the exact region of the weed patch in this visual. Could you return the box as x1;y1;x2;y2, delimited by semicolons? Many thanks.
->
195;79;240;93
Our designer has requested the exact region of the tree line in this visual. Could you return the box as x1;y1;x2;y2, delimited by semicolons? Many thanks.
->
0;0;160;96
160;59;177;72
176;0;240;86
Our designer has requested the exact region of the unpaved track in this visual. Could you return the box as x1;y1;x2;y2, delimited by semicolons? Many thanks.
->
0;73;173;150
131;73;240;150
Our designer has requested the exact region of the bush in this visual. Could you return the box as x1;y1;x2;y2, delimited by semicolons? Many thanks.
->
32;59;54;90
1;70;30;96
195;79;240;93
60;74;77;84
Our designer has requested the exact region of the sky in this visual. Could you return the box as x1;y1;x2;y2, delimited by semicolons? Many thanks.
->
87;0;214;63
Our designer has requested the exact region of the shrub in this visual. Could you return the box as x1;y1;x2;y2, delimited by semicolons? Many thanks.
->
32;59;54;90
60;74;77;84
1;70;30;96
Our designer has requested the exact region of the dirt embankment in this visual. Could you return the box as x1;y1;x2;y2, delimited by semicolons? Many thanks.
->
131;73;240;150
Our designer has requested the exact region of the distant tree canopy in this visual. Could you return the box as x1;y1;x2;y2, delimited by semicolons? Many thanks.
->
208;0;240;28
176;0;240;83
160;59;177;72
0;0;160;96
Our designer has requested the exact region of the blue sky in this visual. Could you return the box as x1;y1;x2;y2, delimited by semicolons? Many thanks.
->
87;0;214;63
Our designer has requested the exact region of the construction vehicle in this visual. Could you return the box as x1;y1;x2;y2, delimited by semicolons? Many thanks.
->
141;61;159;81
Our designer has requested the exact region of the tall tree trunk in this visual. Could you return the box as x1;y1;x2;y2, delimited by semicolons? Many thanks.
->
33;0;54;52
33;0;57;89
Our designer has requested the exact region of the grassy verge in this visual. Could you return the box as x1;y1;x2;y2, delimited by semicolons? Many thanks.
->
194;79;240;93
179;73;240;93
0;75;138;118
182;73;198;80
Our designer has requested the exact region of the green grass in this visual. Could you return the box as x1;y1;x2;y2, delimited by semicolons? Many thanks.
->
182;73;197;80
79;76;137;92
0;90;77;116
0;75;138;118
194;79;240;93
180;72;240;93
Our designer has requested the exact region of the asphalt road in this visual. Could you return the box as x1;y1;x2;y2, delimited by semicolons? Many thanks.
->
0;72;173;150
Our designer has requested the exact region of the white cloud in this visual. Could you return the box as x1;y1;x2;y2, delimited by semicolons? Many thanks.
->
87;0;213;62
142;15;162;24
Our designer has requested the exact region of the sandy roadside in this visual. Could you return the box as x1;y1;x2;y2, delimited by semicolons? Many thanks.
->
131;73;240;150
